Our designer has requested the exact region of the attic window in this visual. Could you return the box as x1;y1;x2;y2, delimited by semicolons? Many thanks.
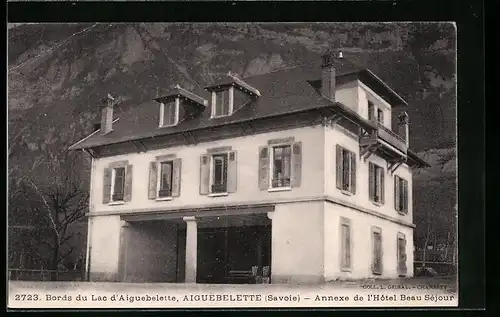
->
159;99;179;127
212;88;233;117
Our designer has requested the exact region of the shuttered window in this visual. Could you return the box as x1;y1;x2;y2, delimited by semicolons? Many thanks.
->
111;167;125;202
394;175;409;213
369;162;385;204
336;145;356;194
372;228;383;275
103;161;133;204
340;218;352;270
397;233;408;276
200;149;237;195
148;157;182;200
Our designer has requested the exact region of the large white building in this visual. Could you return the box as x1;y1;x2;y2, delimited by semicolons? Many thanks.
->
70;51;429;284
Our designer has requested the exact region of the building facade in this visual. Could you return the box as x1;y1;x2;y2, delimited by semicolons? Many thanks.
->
70;52;428;284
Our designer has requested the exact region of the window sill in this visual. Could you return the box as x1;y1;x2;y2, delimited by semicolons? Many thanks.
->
210;114;232;119
372;271;382;276
208;192;228;197
397;210;409;216
340;267;352;272
372;201;383;207
340;190;353;196
156;197;173;202
159;123;178;128
268;187;291;192
108;201;125;206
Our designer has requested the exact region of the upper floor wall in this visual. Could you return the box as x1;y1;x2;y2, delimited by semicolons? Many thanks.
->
324;123;413;224
90;125;326;213
335;79;393;130
89;119;414;229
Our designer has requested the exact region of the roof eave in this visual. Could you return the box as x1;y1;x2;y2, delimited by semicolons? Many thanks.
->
364;69;408;107
407;149;431;168
68;118;120;151
154;88;208;107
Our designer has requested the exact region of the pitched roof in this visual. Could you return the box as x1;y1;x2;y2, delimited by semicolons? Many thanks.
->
69;58;407;151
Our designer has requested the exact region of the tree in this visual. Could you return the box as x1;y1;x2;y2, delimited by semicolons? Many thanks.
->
25;150;89;280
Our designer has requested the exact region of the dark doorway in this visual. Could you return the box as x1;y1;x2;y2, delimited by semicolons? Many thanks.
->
196;225;271;284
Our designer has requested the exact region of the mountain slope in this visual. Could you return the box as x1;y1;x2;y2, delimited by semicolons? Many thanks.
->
8;24;457;267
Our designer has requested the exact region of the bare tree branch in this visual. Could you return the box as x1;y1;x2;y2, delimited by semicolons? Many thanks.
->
28;180;61;248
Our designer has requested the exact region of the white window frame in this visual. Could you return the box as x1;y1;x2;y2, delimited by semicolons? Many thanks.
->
110;167;125;203
159;98;180;127
269;143;293;191
157;160;174;199
208;152;229;196
211;87;234;118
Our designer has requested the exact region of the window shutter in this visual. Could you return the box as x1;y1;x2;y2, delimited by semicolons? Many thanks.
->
394;176;400;211
200;155;210;195
350;151;356;194
172;158;182;197
403;179;408;213
123;164;133;202
227;151;237;193
402;236;407;273
258;146;269;190
102;168;112;204
346;226;351;268
291;142;302;188
368;163;375;201
148;162;158;199
335;145;342;190
380;168;385;204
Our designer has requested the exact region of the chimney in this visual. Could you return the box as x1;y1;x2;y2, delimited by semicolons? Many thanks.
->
100;94;116;134
321;50;342;101
397;111;410;147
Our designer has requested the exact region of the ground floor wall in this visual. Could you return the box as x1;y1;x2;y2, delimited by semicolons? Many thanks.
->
323;202;414;281
270;202;325;284
87;216;121;281
86;201;414;283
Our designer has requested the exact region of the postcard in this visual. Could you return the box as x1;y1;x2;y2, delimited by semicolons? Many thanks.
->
8;21;458;309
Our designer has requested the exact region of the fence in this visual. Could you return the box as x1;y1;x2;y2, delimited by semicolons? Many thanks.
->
413;261;457;277
8;268;85;281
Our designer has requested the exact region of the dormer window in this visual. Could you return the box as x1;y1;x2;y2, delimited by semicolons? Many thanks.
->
159;98;179;127
212;88;233;118
206;72;260;118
